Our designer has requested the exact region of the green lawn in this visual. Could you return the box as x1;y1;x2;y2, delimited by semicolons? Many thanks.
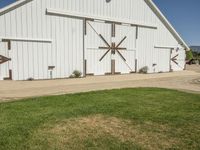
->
0;88;200;150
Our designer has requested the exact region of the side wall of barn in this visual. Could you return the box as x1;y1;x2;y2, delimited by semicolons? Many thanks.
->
45;0;185;73
0;0;186;80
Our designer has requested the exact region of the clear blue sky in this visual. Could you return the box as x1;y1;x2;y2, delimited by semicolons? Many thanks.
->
0;0;199;46
154;0;200;46
0;0;15;8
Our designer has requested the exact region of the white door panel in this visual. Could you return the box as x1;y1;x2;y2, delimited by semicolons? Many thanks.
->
85;21;136;75
115;24;136;73
171;49;186;71
85;21;111;75
0;42;10;80
115;50;136;73
154;49;170;73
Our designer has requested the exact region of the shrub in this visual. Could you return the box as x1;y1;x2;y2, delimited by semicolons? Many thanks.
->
69;75;75;78
139;66;149;74
186;50;194;60
27;77;34;81
70;70;82;78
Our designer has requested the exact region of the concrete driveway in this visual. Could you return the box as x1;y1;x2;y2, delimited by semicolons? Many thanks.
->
0;66;200;102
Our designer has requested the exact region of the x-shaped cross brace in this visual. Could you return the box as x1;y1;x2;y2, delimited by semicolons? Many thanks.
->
0;55;11;64
171;54;179;65
86;22;128;62
98;34;127;62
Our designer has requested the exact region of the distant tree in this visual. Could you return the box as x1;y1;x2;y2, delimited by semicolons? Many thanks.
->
186;50;194;60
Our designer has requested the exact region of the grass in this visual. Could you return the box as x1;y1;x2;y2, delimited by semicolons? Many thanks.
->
0;88;200;150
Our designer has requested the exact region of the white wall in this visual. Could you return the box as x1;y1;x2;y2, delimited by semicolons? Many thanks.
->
0;42;9;80
0;0;83;80
0;0;185;80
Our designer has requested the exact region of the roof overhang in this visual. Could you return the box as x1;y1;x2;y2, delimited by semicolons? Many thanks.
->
144;0;190;51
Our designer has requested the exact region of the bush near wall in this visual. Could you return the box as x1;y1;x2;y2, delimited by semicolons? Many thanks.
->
186;50;194;60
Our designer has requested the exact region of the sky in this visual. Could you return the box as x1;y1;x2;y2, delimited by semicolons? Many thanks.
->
153;0;200;46
0;0;199;46
0;0;15;8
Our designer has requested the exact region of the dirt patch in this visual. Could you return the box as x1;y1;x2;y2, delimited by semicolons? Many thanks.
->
186;65;200;73
29;115;183;150
191;78;200;84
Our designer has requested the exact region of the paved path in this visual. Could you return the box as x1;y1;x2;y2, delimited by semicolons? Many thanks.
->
0;70;200;102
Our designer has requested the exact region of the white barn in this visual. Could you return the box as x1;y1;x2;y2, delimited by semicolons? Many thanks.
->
0;0;189;80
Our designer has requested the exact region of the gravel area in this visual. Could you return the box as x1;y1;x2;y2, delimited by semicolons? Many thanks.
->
0;68;200;102
186;64;200;73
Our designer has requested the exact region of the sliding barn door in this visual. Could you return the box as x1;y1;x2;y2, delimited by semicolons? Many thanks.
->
0;41;10;80
115;24;137;74
85;21;111;75
170;48;186;71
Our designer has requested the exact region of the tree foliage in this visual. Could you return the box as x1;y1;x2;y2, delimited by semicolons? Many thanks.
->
186;50;194;60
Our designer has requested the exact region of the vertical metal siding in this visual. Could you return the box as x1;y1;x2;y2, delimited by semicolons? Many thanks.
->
154;48;170;73
137;27;155;73
0;0;185;80
0;0;84;80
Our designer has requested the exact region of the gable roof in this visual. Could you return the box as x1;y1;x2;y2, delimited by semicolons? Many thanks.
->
145;0;189;50
0;0;190;50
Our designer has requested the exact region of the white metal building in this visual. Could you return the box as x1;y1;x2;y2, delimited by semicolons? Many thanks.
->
0;0;189;80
